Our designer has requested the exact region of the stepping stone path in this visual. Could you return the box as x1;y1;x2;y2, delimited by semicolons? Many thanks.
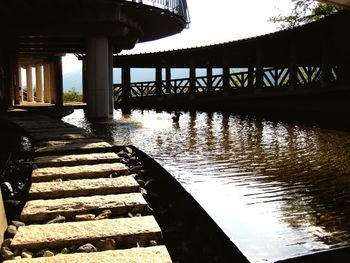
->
0;113;172;262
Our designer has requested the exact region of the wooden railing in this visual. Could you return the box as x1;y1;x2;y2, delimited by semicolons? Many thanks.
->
114;66;338;102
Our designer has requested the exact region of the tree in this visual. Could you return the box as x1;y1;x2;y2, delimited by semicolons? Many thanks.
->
269;0;340;29
63;88;83;102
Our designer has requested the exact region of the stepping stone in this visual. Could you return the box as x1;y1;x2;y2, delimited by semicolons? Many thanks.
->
29;177;140;199
34;152;120;167
30;133;90;142
35;138;113;153
21;193;148;223
32;163;128;182
11;216;162;250
4;246;172;263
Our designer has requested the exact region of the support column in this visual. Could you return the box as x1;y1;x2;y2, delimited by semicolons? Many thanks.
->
189;63;196;94
35;65;43;102
321;40;331;88
207;66;212;91
26;65;34;102
17;66;22;104
54;56;63;107
108;45;114;116
255;49;264;90
50;61;56;104
82;59;87;103
155;66;162;96
289;41;298;91
86;35;112;119
165;66;171;94
43;64;51;103
223;62;230;91
121;66;131;105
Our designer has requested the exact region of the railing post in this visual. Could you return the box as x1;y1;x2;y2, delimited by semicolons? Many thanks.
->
166;66;171;94
156;66;162;96
207;66;212;91
122;66;131;104
189;63;196;93
223;60;230;92
289;40;297;91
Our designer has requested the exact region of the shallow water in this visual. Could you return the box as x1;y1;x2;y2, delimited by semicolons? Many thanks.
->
63;109;350;262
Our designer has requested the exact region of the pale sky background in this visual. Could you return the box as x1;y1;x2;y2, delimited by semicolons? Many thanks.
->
62;0;293;74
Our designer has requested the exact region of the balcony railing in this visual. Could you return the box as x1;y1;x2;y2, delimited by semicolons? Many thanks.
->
127;0;190;25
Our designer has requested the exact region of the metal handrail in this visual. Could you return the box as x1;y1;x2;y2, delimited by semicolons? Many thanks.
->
127;0;190;25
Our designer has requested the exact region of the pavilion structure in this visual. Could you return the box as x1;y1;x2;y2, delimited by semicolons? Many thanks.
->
0;0;189;119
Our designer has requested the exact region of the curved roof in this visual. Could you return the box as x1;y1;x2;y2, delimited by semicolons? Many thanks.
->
114;11;350;68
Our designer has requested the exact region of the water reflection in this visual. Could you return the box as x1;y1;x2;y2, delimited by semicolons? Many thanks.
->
63;109;350;262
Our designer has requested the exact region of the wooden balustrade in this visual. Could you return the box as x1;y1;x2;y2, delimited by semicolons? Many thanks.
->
114;66;338;102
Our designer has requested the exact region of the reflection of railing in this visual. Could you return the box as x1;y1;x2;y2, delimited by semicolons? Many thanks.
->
114;66;338;102
127;0;190;25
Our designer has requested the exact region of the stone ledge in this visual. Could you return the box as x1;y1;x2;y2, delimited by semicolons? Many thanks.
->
32;163;128;182
29;177;140;199
4;246;172;263
21;193;148;223
11;216;162;250
34;152;120;167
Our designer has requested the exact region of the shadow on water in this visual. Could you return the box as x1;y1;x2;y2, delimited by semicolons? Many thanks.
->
63;109;350;262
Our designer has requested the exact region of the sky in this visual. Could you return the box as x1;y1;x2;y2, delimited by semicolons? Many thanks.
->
62;0;293;74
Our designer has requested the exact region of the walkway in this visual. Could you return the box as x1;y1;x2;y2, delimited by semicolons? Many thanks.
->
0;112;172;262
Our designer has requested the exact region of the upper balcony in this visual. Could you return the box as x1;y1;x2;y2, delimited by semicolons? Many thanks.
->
0;0;190;60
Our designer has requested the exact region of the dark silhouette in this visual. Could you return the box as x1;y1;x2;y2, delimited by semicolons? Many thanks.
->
172;112;182;123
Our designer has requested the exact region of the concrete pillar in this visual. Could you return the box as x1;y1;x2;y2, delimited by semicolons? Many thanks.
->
108;45;114;116
223;63;230;91
155;66;162;96
255;49;264;89
43;64;51;103
17;66;22;103
54;56;63;107
248;66;254;88
26;65;34;102
35;65;43;102
289;41;298;91
86;35;112;119
166;66;171;94
207;67;212;91
82;59;87;103
121;66;131;105
321;40;331;88
189;64;196;93
50;61;56;104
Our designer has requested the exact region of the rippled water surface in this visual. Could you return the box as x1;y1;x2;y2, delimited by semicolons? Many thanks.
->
63;109;350;262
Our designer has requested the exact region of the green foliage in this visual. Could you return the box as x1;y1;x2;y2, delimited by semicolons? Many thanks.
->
269;0;340;29
63;88;82;102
